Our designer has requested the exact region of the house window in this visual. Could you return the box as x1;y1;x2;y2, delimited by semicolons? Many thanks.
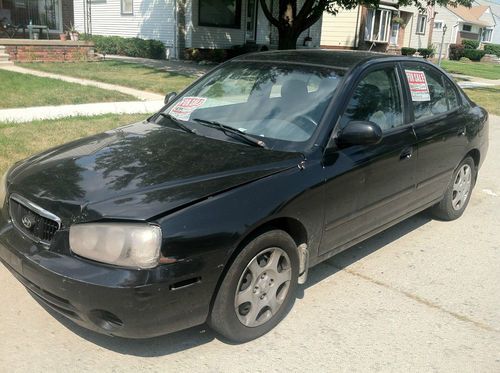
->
364;9;391;43
416;14;427;34
481;28;493;42
199;0;242;29
121;0;133;15
434;21;443;30
462;24;472;32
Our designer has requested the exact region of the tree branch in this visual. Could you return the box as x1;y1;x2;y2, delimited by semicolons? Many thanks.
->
259;0;281;28
295;0;317;24
300;0;329;31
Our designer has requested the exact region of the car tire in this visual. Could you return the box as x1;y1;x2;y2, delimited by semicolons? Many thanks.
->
209;230;300;343
430;156;476;221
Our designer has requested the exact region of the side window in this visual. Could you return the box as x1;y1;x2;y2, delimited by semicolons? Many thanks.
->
403;63;449;121
342;67;404;132
444;79;460;111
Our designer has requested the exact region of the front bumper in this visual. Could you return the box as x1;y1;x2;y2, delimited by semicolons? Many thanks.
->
0;216;219;339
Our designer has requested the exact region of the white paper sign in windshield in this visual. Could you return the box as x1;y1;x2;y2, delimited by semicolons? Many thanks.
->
170;97;207;121
405;70;430;102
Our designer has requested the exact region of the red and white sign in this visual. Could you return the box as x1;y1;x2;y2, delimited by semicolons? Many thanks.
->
170;97;207;120
405;70;430;102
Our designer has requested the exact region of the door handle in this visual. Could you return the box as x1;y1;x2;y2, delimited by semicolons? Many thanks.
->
400;147;413;160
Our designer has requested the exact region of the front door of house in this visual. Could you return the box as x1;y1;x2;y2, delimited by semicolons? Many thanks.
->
246;0;258;42
390;23;399;45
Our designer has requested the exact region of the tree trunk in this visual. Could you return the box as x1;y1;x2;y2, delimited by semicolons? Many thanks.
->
278;29;299;50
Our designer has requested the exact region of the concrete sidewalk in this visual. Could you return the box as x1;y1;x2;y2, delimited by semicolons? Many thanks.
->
453;73;500;89
0;100;163;123
0;64;163;101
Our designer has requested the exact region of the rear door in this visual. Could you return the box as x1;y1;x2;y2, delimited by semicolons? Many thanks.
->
400;62;468;205
320;63;417;255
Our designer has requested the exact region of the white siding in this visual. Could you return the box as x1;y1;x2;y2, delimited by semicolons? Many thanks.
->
320;7;360;48
73;0;175;49
475;1;500;44
428;6;460;58
187;0;322;49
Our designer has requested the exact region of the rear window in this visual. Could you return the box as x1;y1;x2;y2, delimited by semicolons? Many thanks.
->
402;63;461;121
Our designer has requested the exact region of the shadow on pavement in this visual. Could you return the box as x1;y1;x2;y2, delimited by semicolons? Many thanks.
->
32;212;431;356
298;212;432;296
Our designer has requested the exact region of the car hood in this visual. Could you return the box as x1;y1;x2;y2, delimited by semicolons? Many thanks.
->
8;121;302;224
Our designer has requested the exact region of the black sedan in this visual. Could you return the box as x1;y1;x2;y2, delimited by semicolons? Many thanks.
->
0;50;488;342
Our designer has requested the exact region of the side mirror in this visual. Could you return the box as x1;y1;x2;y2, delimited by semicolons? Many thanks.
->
164;92;177;105
336;121;382;148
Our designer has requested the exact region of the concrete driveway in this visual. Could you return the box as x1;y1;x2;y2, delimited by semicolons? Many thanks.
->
1;118;499;373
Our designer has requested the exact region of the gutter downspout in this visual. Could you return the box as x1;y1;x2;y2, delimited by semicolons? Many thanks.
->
173;0;178;59
407;13;414;47
354;6;361;49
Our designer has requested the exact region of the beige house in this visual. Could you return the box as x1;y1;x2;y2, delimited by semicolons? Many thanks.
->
430;5;495;58
320;2;495;55
320;2;431;52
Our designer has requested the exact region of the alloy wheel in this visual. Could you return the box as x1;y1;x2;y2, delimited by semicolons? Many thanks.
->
234;247;292;328
452;164;472;211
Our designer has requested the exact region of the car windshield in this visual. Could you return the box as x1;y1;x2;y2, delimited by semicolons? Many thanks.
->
158;61;344;151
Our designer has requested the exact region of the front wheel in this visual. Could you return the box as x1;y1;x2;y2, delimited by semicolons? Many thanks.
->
430;156;475;221
209;230;299;342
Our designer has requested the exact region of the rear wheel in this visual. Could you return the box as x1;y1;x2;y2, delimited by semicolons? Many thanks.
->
431;156;475;221
209;230;299;342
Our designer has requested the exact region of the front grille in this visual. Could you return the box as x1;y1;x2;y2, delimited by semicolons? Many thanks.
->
9;194;60;244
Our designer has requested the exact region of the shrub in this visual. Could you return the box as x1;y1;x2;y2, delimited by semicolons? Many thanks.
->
81;35;166;59
417;48;434;58
462;48;486;61
401;47;416;56
461;39;480;49
459;57;472;63
484;43;500;57
449;44;465;60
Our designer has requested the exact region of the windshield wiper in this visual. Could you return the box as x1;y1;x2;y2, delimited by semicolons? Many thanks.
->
160;113;196;134
192;118;266;148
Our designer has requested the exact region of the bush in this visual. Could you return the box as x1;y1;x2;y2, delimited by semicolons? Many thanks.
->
462;48;486;61
449;44;465;60
81;35;166;59
484;43;500;57
401;47;416;56
417;48;434;58
184;48;227;62
459;57;472;63
461;39;480;49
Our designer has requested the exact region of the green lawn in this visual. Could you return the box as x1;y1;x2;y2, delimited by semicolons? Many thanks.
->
441;61;500;80
463;86;500;116
0;69;134;109
0;113;147;175
19;61;196;95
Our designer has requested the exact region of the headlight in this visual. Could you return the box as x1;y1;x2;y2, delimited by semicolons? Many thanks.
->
0;170;8;208
69;223;162;269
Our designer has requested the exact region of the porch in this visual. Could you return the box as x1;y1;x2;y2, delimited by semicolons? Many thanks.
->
0;0;73;38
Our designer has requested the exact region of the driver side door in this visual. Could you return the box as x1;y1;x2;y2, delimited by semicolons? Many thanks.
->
320;63;418;256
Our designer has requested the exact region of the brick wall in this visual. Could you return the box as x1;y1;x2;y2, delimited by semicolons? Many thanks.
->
3;41;96;62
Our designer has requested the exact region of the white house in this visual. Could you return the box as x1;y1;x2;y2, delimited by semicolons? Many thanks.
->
73;0;322;58
474;0;500;44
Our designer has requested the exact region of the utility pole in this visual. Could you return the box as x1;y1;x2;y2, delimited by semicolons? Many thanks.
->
438;24;448;66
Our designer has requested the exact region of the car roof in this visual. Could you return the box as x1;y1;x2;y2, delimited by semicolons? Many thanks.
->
232;49;397;70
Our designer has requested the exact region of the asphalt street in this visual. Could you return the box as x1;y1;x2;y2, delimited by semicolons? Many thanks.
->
1;117;499;373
